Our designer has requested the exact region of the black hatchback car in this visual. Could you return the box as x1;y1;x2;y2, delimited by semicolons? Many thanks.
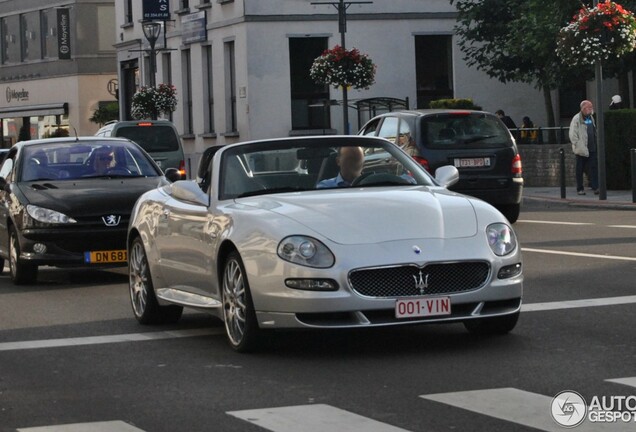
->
0;137;180;284
359;110;523;222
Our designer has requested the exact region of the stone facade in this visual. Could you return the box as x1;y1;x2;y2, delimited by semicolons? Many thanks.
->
518;144;576;187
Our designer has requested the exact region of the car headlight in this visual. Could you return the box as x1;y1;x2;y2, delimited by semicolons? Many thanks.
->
26;204;77;224
486;223;517;256
277;236;335;268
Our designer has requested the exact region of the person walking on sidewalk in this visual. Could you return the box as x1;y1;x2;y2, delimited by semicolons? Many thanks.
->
569;100;598;195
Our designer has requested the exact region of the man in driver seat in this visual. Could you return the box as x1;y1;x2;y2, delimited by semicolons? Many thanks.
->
317;146;364;188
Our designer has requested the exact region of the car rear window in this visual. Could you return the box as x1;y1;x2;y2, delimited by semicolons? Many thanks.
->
116;125;180;152
419;113;512;149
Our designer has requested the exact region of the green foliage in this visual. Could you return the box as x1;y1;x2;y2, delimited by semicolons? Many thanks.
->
604;109;636;189
89;102;119;126
429;98;482;110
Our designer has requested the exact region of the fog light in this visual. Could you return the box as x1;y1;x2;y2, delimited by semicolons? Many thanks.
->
285;278;338;291
498;263;522;279
33;243;47;254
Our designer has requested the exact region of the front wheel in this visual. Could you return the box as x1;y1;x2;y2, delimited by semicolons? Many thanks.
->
464;311;520;335
128;236;182;324
9;226;36;285
222;251;260;352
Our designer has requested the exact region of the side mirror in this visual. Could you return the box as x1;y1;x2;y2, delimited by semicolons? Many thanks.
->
164;168;182;183
169;180;209;206
434;165;459;188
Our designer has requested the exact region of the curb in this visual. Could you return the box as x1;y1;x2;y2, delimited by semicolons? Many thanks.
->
523;195;636;210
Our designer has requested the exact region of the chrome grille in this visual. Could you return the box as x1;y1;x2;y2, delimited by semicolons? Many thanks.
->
349;262;490;298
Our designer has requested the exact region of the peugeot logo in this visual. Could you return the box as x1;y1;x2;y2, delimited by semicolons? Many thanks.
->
102;215;121;227
413;270;429;295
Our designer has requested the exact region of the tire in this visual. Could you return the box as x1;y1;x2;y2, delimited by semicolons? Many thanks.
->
128;236;182;324
222;251;260;352
9;226;37;285
498;204;520;224
464;311;520;335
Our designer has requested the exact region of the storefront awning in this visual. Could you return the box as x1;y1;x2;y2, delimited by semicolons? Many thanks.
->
0;102;68;119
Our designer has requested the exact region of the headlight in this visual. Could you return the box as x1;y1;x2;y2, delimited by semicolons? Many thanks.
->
277;236;334;268
26;204;76;224
486;223;517;256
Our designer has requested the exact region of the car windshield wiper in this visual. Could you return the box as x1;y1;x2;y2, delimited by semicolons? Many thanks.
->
237;186;306;198
461;135;499;144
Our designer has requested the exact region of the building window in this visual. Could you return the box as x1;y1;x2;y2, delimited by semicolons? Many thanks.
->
559;81;587;121
224;40;237;133
41;9;57;60
182;49;193;134
125;0;133;24
180;0;190;10
204;45;215;133
3;15;20;65
0;18;6;64
20;12;41;62
415;35;454;109
289;37;330;130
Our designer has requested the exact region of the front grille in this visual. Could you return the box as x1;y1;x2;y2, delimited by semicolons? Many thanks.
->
349;261;490;298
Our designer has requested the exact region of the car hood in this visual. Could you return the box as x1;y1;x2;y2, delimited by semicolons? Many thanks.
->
17;178;164;217
237;187;478;244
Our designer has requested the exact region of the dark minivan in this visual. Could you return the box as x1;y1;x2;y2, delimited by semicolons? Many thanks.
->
96;120;186;179
359;110;523;222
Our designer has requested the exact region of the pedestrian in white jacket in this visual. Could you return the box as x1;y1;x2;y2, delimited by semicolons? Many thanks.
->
569;100;598;195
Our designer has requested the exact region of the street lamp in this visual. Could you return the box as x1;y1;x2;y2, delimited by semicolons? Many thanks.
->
142;21;161;89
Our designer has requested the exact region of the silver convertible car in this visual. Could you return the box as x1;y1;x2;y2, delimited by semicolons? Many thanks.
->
128;136;523;351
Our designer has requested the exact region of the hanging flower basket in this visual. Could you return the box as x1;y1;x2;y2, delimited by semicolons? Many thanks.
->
310;45;377;90
556;1;636;66
131;83;178;120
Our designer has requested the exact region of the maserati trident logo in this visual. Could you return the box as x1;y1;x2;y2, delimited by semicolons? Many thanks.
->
102;215;121;227
413;270;429;295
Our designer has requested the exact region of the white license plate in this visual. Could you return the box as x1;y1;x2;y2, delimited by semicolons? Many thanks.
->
395;296;451;319
454;157;490;168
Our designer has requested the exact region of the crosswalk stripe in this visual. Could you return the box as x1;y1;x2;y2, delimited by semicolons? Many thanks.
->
17;421;144;432
522;247;636;262
606;377;636;388
227;404;412;432
421;388;633;432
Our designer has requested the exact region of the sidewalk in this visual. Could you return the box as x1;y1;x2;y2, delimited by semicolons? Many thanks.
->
523;186;636;210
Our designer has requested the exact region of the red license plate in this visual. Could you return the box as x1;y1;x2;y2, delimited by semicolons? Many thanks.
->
395;296;451;319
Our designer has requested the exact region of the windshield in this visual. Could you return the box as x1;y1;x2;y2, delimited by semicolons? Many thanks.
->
420;112;513;148
20;140;161;181
218;138;435;200
116;125;180;152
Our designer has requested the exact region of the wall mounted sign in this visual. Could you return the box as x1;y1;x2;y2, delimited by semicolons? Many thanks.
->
143;0;171;21
57;8;71;60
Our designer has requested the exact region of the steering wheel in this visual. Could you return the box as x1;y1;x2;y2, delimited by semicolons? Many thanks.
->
352;173;412;186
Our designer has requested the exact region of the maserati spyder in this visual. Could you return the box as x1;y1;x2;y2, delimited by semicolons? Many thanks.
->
127;136;523;352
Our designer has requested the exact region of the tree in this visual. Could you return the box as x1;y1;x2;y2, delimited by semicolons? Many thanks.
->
451;0;587;130
89;101;119;126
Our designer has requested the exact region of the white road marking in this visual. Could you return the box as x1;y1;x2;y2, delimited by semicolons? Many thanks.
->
18;421;145;432
421;388;632;432
227;404;411;432
608;225;636;229
522;247;636;261
606;377;636;389
0;328;223;352
518;220;594;226
522;295;636;312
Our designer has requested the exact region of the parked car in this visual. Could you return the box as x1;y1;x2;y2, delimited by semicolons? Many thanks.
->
127;135;523;352
0;137;181;284
95;120;187;179
359;110;524;222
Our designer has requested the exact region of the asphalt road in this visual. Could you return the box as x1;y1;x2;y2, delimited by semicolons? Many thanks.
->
1;200;635;432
